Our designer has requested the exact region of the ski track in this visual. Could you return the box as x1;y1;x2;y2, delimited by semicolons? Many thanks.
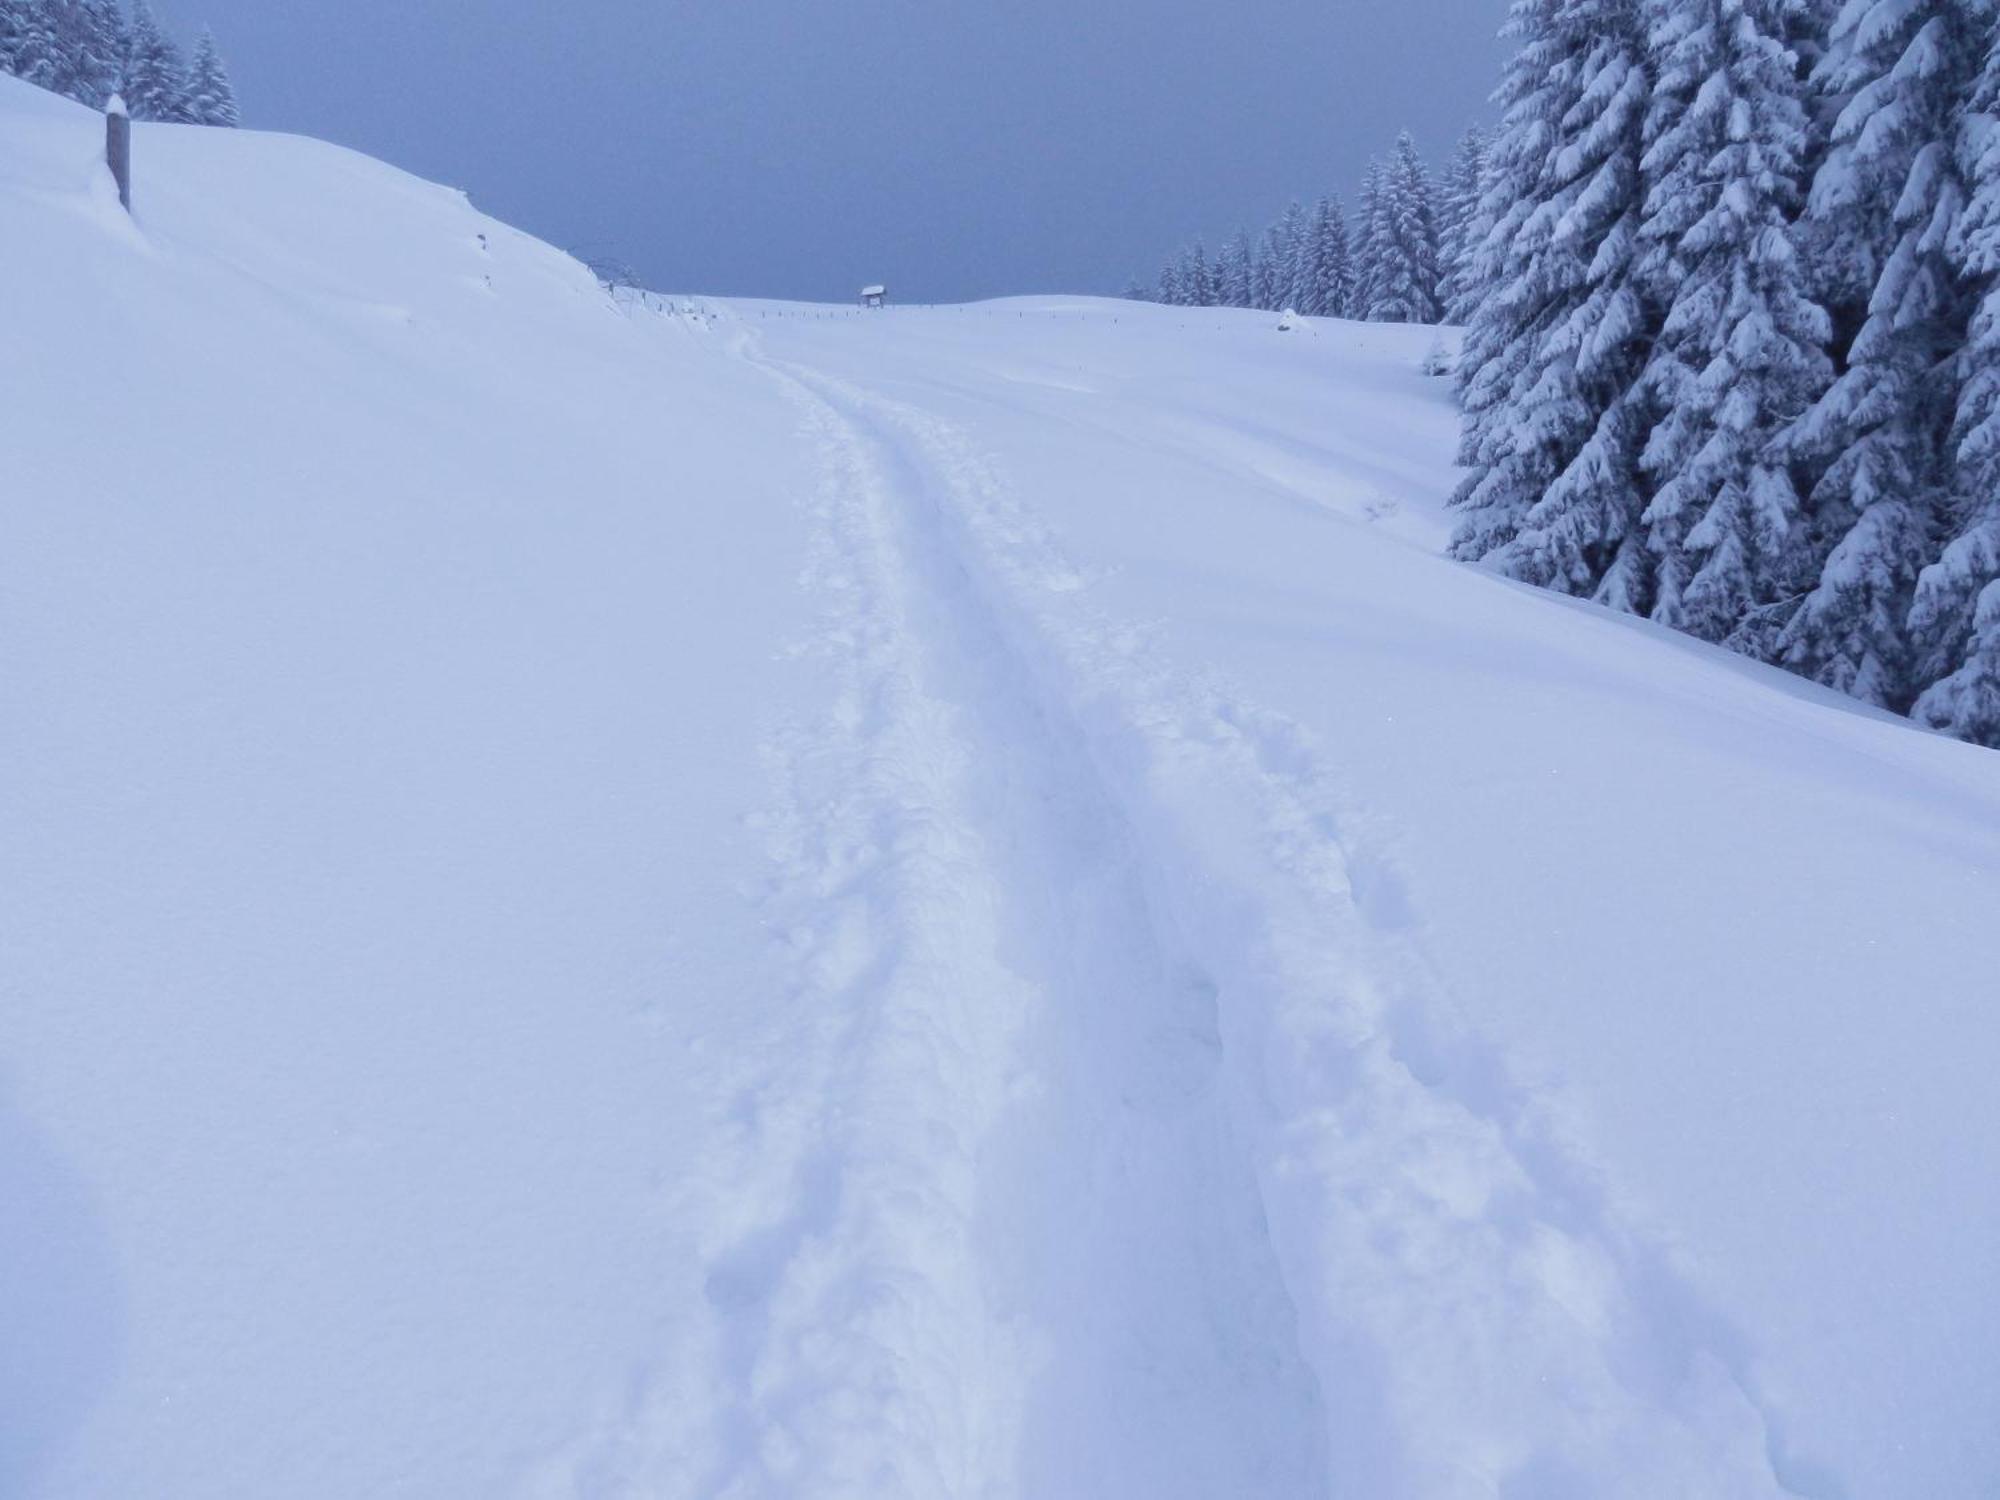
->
530;309;1817;1500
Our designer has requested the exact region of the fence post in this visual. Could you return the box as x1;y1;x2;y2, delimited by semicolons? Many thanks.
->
105;95;131;212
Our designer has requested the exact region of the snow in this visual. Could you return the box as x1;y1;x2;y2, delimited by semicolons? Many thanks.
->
6;73;2000;1500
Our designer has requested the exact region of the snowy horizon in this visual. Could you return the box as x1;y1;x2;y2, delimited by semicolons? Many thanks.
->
138;0;1506;303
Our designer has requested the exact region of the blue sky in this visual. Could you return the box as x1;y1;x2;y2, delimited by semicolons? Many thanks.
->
164;0;1507;302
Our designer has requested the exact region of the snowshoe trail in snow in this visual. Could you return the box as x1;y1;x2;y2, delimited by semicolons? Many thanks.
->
532;313;1810;1499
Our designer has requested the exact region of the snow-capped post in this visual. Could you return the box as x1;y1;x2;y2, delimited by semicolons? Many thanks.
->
105;95;132;213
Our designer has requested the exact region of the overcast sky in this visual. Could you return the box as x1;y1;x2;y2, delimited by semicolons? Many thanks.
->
160;0;1507;304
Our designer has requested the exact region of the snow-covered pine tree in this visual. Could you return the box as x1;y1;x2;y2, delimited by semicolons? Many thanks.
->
1365;131;1443;322
1448;0;1655;599
1911;7;2000;743
1186;239;1218;306
0;0;25;74
185;26;236;125
3;0;61;90
1273;200;1310;310
1218;228;1255;307
1309;195;1352;317
1157;253;1186;306
123;0;187;121
2;0;127;107
1167;244;1207;305
1253;226;1285;309
32;0;84;97
72;0;127;106
1351;159;1385;319
1438;125;1489;324
1912;577;2000;742
1291;210;1327;315
1633;0;1831;649
1780;0;1989;708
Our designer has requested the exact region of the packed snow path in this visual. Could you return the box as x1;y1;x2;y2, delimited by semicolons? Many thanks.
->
532;315;1807;1498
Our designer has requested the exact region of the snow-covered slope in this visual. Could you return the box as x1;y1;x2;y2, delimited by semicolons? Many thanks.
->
6;75;2000;1500
2;75;827;1498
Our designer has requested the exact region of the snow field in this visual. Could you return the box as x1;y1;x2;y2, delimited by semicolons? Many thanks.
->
9;74;2000;1499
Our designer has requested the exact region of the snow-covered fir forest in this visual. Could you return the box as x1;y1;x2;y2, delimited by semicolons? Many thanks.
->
1140;127;1472;327
0;0;235;125
1142;0;2000;750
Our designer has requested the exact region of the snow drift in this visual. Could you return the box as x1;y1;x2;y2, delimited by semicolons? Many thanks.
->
5;74;1999;1500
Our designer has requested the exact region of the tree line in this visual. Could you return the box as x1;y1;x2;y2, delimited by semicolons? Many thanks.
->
1453;0;2000;750
1142;1;2000;750
1;0;237;125
1133;128;1487;325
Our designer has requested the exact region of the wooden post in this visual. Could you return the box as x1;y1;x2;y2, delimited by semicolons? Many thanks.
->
105;95;131;213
